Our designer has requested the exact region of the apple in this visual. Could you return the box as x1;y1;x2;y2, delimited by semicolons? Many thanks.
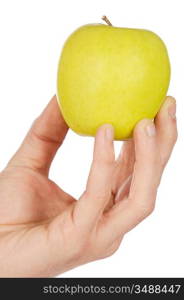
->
57;16;170;140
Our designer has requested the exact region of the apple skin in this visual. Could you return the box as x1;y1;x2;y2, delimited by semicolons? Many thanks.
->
57;24;170;140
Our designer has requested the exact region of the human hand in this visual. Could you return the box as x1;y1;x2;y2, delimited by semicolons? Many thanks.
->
0;96;177;277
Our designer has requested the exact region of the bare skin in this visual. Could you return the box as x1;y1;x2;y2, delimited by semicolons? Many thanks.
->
0;95;177;277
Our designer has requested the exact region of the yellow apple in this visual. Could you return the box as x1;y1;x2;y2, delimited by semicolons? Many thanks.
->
57;18;170;140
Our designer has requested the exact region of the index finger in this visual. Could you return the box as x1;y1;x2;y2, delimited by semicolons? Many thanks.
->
73;124;115;231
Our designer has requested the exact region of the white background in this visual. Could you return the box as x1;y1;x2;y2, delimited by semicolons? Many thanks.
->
0;0;183;277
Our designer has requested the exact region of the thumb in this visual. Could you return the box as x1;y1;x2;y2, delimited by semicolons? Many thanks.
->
7;96;68;175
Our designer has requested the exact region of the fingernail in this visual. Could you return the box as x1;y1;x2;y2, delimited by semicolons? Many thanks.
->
105;124;114;140
168;101;176;119
146;122;156;137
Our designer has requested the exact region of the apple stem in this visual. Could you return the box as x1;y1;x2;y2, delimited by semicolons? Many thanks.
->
102;15;112;26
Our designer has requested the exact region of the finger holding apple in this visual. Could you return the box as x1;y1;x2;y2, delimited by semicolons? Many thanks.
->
71;96;177;263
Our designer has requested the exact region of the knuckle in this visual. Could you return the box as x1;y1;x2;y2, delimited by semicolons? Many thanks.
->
167;130;178;147
94;238;121;260
160;130;178;168
137;202;155;218
93;156;114;167
169;127;178;145
173;130;178;144
98;244;120;259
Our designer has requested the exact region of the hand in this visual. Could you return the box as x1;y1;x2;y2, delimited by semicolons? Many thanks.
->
0;96;177;277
